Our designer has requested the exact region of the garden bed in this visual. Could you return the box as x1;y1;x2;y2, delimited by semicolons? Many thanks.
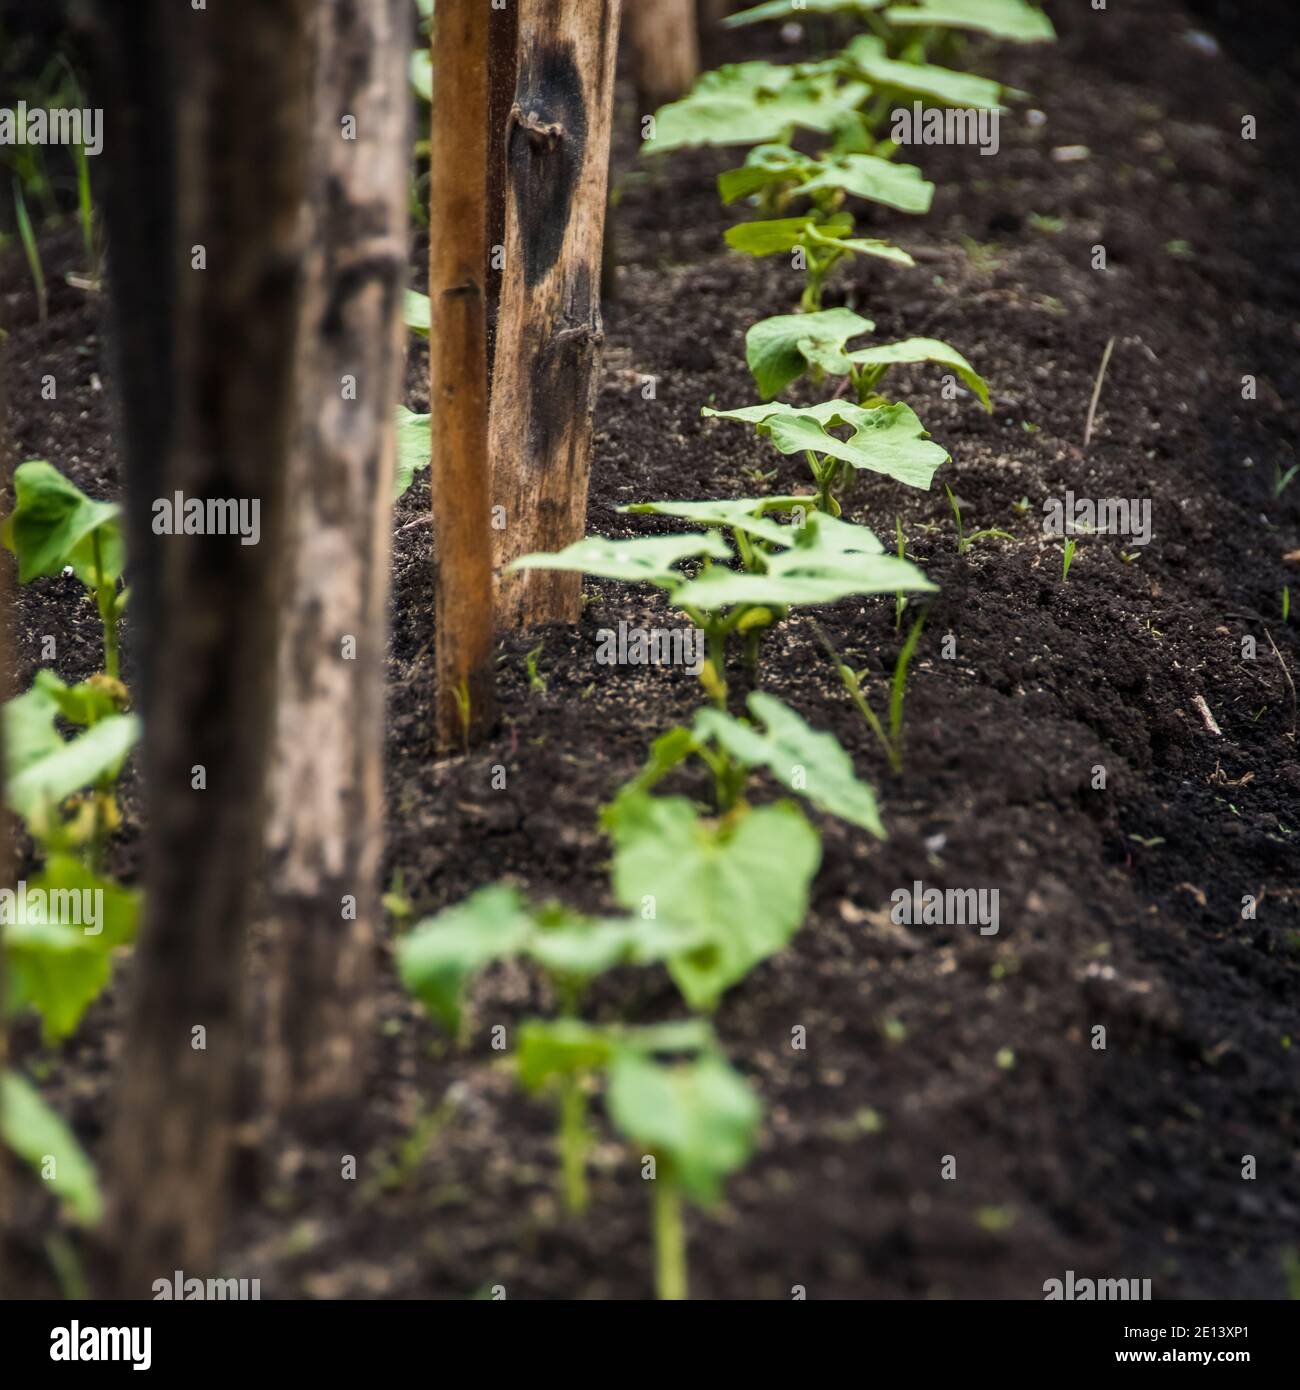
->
3;0;1299;1298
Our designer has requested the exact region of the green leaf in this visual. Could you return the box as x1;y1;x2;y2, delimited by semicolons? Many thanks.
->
516;1019;615;1092
396;885;534;1031
745;308;874;399
404;289;430;337
701;399;949;490
511;531;731;589
0;1071;103;1224
670;507;931;610
840;34;1007;108
725;0;886;24
695;692;886;837
617;1019;716;1055
516;1017;716;1094
410;48;432;103
3;675;69;781
38;672;124;728
724;211;850;257
528;909;708;980
717;144;815;205
646;64;869;154
3;695;139;831
604;790;820;1009
398;885;707;1030
605;1050;761;1206
515;507;931;619
4;855;141;1043
622;495;822;549
884;0;1056;42
671;545;931;609
1;459;123;588
394;405;431;500
794;154;934;215
805;228;916;267
847;336;992;410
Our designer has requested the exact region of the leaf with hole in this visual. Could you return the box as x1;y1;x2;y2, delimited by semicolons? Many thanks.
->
702;399;949;490
646;64;869;154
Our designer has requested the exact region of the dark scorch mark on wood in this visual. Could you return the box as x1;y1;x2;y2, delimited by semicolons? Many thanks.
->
508;41;587;290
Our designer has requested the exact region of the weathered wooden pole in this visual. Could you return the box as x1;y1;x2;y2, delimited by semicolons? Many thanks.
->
489;0;624;628
626;0;699;112
103;0;313;1292
262;0;409;1119
430;0;497;747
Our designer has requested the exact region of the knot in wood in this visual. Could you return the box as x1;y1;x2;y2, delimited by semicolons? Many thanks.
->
512;103;564;148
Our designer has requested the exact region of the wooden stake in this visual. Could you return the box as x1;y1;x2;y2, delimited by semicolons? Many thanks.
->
626;0;700;111
262;0;408;1118
430;0;497;747
105;0;313;1292
490;0;623;628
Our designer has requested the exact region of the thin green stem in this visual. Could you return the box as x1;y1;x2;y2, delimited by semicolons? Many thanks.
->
91;529;119;680
559;1077;589;1215
653;1179;687;1301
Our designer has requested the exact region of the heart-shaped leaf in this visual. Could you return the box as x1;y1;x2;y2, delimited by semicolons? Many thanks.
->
4;854;141;1042
724;210;850;256
604;790;820;1009
746;308;875;399
605;1049;762;1206
623;495;818;549
396;885;535;1031
1;460;123;588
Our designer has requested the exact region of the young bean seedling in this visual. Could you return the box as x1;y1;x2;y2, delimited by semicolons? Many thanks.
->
743;307;990;411
0;458;140;1225
702;401;949;516
397;885;766;1298
512;497;934;707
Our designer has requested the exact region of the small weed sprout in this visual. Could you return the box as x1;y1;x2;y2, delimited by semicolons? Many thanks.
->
944;484;1015;555
812;612;926;775
1062;536;1078;581
12;179;47;324
525;640;547;695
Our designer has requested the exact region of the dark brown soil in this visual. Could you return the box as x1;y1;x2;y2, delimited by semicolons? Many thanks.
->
3;0;1300;1299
